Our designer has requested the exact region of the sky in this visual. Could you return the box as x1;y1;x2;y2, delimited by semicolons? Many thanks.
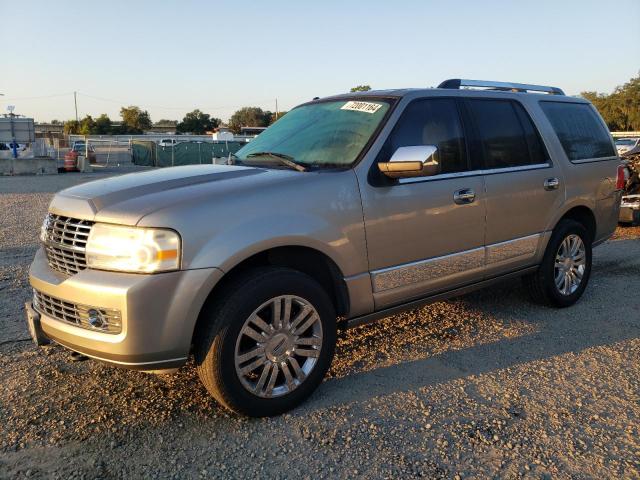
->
1;0;639;123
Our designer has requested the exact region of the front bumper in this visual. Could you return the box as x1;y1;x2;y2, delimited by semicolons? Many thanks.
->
619;195;640;224
28;247;223;371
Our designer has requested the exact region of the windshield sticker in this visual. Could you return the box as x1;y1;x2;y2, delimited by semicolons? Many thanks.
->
341;101;383;114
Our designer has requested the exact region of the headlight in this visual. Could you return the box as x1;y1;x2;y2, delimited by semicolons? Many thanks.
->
85;224;181;273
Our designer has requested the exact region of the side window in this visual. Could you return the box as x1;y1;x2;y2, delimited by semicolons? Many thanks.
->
381;98;467;174
467;99;536;169
539;102;616;161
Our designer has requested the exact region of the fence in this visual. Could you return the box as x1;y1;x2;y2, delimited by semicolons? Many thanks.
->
132;140;245;167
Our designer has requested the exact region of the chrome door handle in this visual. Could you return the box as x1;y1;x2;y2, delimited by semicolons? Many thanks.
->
544;177;560;190
453;189;476;205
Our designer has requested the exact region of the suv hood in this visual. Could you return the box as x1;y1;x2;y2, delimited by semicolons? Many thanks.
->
49;165;282;224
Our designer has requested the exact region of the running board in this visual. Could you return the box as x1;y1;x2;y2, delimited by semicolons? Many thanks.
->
343;266;538;330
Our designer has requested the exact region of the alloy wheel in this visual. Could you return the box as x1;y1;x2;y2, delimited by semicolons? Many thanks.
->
234;295;323;398
554;234;586;296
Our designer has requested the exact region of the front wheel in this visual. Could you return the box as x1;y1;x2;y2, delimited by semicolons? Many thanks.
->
524;219;592;308
194;268;336;417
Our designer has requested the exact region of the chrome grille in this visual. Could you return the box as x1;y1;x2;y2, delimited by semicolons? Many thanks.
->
41;214;93;275
33;289;122;334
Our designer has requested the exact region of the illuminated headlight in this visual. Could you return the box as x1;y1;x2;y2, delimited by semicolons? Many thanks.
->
85;224;181;273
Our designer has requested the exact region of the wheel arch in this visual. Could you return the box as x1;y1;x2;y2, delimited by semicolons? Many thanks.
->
191;245;350;346
556;205;597;242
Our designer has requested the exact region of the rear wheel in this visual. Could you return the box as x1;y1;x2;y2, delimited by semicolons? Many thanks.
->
524;219;592;308
194;267;336;417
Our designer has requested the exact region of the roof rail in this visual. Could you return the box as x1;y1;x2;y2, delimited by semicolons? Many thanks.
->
438;79;565;95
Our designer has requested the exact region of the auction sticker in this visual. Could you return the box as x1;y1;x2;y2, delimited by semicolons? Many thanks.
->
341;101;383;114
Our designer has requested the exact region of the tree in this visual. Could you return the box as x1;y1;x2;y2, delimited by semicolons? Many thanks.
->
50;119;61;125
350;85;372;92
64;120;80;135
119;106;152;134
176;109;220;134
581;74;640;131
229;107;273;134
270;111;288;125
78;115;96;135
94;114;113;135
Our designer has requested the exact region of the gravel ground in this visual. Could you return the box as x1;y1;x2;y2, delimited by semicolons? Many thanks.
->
0;169;639;479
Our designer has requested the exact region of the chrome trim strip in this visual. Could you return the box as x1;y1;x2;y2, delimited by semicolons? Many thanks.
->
397;163;550;184
372;233;543;292
372;247;484;292
570;156;619;164
485;233;540;265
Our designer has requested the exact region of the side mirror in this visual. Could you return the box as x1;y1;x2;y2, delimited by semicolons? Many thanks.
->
378;145;441;179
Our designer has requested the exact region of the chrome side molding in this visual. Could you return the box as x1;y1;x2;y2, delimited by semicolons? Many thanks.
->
372;233;542;292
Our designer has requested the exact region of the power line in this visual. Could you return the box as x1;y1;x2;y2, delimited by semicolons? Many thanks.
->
1;92;74;101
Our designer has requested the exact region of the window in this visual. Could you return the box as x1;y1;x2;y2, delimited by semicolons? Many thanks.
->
380;98;467;174
467;99;545;169
540;102;615;161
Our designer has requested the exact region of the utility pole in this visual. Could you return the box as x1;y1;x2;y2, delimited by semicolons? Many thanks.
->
74;91;78;122
275;98;279;121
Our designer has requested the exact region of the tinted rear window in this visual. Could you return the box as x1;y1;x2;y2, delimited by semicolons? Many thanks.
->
539;102;615;161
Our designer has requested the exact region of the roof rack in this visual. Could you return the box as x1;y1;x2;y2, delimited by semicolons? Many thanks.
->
438;79;565;95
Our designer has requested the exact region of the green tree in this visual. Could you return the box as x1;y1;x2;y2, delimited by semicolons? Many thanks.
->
119;106;152;134
581;74;640;131
93;114;112;135
78;115;96;135
350;85;372;92
176;110;220;134
229;107;272;134
64;120;80;135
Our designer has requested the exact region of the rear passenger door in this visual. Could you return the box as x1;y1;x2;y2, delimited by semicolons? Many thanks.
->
465;98;564;276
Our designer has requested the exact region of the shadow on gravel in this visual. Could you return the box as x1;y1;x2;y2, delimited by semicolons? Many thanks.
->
304;247;640;412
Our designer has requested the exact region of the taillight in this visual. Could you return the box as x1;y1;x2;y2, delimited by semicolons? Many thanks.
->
616;165;626;190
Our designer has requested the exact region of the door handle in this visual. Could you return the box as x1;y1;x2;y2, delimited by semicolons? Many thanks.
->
453;189;476;205
544;177;560;190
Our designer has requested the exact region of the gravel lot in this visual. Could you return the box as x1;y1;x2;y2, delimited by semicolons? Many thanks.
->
1;168;639;479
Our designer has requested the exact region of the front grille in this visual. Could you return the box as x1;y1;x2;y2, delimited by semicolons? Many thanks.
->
41;214;94;275
33;289;122;334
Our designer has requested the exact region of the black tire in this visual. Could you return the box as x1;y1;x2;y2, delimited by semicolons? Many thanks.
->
194;267;336;417
523;219;592;308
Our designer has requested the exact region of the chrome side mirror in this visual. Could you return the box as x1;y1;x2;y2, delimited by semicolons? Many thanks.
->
378;145;441;179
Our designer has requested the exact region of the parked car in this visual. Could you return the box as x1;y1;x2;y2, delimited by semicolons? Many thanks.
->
4;142;27;152
70;141;97;163
158;138;178;147
26;79;623;417
615;138;640;155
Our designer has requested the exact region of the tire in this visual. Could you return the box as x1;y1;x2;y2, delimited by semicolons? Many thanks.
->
523;219;592;308
194;267;336;417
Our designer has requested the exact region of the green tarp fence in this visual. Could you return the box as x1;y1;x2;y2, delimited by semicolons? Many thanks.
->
132;140;245;167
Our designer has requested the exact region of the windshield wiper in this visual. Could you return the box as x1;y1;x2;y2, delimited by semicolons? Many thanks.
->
245;151;307;172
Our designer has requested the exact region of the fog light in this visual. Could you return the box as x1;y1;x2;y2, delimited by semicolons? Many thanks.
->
87;309;107;330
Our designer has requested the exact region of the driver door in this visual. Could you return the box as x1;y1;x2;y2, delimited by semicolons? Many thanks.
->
358;98;487;310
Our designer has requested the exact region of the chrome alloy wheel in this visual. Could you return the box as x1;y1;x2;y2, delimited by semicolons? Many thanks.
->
554;234;586;296
234;295;323;398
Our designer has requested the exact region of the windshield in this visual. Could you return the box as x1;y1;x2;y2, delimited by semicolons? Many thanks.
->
234;99;392;168
616;139;635;146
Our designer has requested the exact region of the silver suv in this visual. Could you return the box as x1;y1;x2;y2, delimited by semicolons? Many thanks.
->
26;79;623;417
